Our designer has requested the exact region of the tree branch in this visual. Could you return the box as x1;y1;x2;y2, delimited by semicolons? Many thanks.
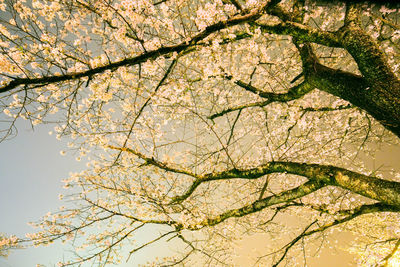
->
337;3;400;136
0;5;269;94
203;180;325;227
208;99;271;120
300;104;354;112
209;81;314;119
381;238;400;267
310;62;400;138
272;220;318;267
107;145;199;178
109;146;400;209
270;202;399;266
255;21;342;48
169;161;400;208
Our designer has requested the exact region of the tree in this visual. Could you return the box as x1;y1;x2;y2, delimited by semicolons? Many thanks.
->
0;0;400;266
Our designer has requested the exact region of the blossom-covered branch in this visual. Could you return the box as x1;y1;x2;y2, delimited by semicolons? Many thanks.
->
170;161;400;208
209;81;313;119
0;1;274;94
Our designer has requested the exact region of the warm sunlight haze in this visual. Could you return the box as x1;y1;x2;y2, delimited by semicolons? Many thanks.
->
0;0;400;266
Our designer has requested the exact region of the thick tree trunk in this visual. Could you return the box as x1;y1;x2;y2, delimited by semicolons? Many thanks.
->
339;24;400;138
308;23;400;138
312;63;400;138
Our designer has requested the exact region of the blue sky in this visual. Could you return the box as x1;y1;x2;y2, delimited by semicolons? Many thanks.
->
0;119;87;267
0;120;175;267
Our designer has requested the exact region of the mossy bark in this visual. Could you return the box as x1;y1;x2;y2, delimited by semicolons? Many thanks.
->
338;24;400;137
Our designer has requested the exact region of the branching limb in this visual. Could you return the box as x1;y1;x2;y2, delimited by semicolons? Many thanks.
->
203;180;325;227
310;61;400;137
259;0;340;48
381;238;400;267
208;99;271;120
337;3;400;137
255;21;341;48
108;150;400;210
210;37;317;120
226;109;242;146
127;230;177;262
371;13;400;30
305;203;400;237
209;81;314;120
82;196;177;226
271;220;318;267
0;4;271;94
292;40;319;74
269;202;399;266
113;57;178;163
107;145;199;178
63;224;145;266
169;161;400;208
173;234;228;266
170;162;324;204
300;104;354;112
259;1;400;138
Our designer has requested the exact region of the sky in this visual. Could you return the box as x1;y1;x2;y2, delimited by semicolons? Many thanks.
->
0;118;90;267
0;120;76;267
0;119;186;267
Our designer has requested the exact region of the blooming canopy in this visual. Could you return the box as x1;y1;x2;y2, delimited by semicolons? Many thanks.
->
1;0;400;266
